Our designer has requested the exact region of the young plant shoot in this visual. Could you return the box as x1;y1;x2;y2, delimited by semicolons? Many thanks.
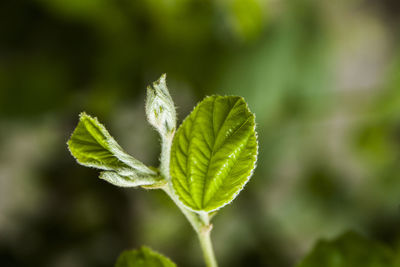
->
67;74;258;267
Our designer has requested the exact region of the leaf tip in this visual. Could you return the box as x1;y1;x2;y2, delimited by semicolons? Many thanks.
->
153;73;167;88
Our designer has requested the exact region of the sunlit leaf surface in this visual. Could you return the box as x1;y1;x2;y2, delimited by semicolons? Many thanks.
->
170;95;258;212
68;112;159;187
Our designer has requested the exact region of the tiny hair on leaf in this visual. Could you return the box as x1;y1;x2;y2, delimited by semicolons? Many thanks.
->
170;95;258;212
67;112;161;187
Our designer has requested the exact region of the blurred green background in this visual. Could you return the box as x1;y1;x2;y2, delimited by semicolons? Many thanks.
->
1;0;400;266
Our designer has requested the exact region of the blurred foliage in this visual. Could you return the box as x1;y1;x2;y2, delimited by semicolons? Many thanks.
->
115;246;176;267
297;231;399;267
1;0;400;266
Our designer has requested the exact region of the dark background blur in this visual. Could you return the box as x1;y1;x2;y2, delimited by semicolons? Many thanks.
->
1;0;400;266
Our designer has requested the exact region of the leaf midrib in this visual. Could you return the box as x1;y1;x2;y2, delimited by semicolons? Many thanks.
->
83;117;110;151
200;97;242;208
202;117;252;208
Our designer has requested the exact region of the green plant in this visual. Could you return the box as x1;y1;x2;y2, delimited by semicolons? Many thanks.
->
67;74;258;266
296;231;400;267
115;246;176;267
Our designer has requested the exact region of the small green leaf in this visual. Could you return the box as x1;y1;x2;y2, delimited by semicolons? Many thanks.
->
68;112;159;187
146;74;176;137
115;246;176;267
170;95;258;212
297;231;397;267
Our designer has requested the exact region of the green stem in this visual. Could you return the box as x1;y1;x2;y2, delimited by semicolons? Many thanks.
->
198;226;218;267
159;134;218;267
162;186;218;267
162;185;203;231
160;135;173;178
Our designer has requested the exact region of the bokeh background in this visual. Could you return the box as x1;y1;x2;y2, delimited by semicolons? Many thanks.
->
1;0;400;266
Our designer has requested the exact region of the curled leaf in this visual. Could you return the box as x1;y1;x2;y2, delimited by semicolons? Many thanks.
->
68;112;160;187
146;74;176;137
100;171;164;188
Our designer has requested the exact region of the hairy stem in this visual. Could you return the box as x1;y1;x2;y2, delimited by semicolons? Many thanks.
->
160;135;173;178
159;134;218;267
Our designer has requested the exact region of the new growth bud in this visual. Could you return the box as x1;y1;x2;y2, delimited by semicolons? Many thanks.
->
145;74;177;137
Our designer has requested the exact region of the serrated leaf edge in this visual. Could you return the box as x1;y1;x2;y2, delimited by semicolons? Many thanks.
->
67;112;157;177
169;95;259;213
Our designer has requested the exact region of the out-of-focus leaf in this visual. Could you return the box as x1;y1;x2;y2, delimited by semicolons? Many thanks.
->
226;0;264;40
170;95;258;212
68;112;160;187
296;231;397;267
115;246;176;267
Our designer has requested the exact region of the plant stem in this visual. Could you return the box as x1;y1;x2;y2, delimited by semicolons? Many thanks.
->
159;134;218;267
162;185;203;231
162;186;218;267
160;135;173;178
198;226;218;267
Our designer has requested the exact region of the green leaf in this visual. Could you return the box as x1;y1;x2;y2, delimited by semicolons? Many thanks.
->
146;74;176;137
170;95;258;212
99;171;163;188
297;231;397;267
115;246;176;267
68;112;160;187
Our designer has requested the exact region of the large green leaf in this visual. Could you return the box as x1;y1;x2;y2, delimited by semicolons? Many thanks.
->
170;95;258;212
297;231;397;267
115;246;176;267
68;112;160;187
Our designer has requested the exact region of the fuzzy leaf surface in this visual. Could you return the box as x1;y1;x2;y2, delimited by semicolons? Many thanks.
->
68;113;159;187
115;246;176;267
99;171;162;187
170;95;258;212
145;74;176;137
